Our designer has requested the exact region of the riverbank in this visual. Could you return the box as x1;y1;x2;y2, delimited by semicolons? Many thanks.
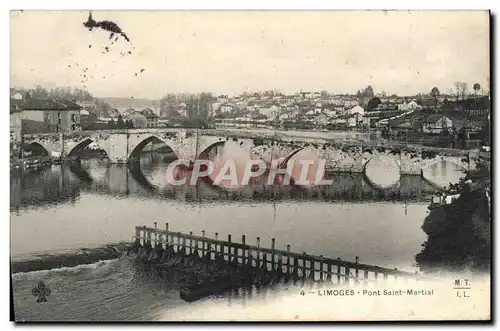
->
10;156;63;172
416;159;491;273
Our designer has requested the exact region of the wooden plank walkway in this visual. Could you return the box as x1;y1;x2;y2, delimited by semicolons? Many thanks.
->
132;223;430;284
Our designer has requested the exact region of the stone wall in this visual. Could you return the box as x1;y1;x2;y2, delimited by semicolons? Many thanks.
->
23;129;477;177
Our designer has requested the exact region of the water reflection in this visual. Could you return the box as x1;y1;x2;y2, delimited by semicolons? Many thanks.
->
11;153;439;272
10;168;80;213
10;154;445;212
422;160;467;190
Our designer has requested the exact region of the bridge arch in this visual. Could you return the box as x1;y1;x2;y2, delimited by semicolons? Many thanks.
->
196;141;226;160
279;148;304;167
421;157;469;173
68;161;94;184
362;171;401;191
363;154;401;188
128;135;179;161
421;158;468;189
66;138;109;159
127;162;158;192
362;154;401;172
22;142;49;157
277;147;326;186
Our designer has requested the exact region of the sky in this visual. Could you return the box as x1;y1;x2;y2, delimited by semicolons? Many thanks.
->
10;10;490;99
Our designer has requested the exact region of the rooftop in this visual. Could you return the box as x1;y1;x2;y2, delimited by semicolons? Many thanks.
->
22;99;82;111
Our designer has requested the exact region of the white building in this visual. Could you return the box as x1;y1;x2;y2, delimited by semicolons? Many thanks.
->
348;105;365;116
398;100;422;111
347;113;364;127
11;92;23;100
259;105;279;119
219;103;234;113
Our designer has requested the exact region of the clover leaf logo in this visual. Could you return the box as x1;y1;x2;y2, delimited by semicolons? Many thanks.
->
32;281;51;302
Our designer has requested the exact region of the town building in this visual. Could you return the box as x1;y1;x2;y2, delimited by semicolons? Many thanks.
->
79;109;100;130
122;108;136;118
347;113;364;127
123;110;147;128
422;115;453;134
348;105;365;116
344;100;359;108
219;103;234;113
10;99;23;157
398;100;422;111
11;92;23;100
217;95;229;104
22;98;82;134
141;108;159;128
258;105;279;120
440;96;490;134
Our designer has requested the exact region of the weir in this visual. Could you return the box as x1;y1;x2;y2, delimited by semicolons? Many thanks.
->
131;223;430;301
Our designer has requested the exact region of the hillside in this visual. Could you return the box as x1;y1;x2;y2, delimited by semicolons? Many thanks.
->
98;97;159;109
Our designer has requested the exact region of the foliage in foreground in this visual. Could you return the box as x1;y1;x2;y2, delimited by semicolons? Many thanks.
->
415;154;491;273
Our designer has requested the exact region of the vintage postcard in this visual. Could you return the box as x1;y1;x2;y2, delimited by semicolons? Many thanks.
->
9;10;491;322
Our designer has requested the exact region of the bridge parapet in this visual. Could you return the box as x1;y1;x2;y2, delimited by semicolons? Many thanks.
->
21;129;478;176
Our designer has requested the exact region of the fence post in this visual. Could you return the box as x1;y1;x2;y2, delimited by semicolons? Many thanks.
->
228;234;232;262
271;238;276;270
256;237;261;268
153;222;158;247
355;256;359;279
319;255;324;282
337;258;342;284
286;244;291;273
302;252;307;280
201;230;206;257
165;223;169;244
241;234;246;264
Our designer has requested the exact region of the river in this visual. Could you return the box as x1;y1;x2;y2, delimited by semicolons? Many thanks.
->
10;150;466;321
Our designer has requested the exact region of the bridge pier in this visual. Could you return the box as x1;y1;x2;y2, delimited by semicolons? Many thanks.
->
106;133;130;164
400;149;423;175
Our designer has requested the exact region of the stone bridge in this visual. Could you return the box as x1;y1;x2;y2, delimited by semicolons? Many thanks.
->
23;128;477;176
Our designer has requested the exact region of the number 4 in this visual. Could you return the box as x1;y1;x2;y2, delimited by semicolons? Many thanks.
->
300;290;305;296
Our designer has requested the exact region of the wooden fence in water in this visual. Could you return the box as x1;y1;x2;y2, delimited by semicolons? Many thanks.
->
133;223;428;284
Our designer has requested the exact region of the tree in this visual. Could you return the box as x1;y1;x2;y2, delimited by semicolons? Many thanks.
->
454;81;468;100
263;90;275;97
430;86;440;98
415;155;490;273
125;119;134;129
473;83;481;96
367;97;382;111
107;120;115;129
116;115;125;129
159;93;179;118
364;86;374;98
198;92;214;121
31;85;49;99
